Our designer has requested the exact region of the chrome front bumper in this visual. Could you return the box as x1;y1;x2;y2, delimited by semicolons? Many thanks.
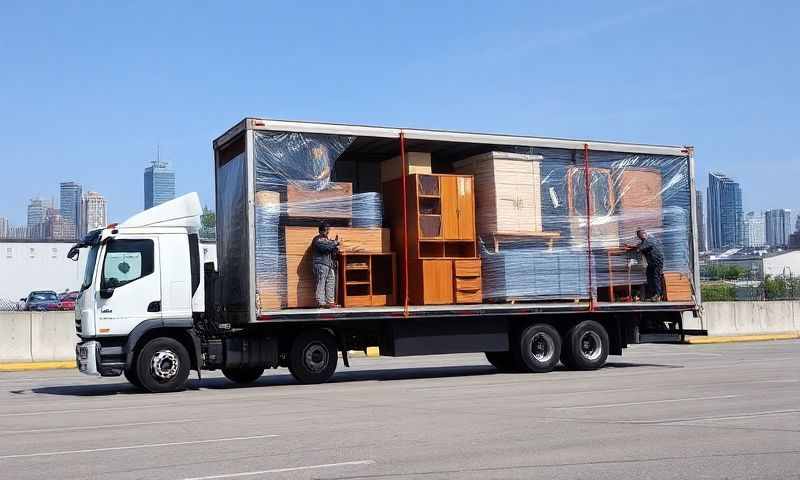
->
76;341;100;376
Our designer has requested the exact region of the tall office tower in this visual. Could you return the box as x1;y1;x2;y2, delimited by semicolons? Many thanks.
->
695;190;707;251
59;181;82;236
707;172;743;250
82;191;108;234
765;208;792;248
144;160;175;209
743;211;766;248
0;216;8;238
26;198;51;240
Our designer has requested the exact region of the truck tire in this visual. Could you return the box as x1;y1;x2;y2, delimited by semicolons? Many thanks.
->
222;366;265;385
561;320;609;370
512;323;561;373
135;337;191;393
124;367;142;389
485;351;516;372
288;329;338;384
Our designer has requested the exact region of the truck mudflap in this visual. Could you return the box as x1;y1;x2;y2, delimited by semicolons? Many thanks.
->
76;341;100;376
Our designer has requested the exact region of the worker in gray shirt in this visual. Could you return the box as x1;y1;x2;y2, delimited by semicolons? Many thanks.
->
312;222;340;307
625;228;665;301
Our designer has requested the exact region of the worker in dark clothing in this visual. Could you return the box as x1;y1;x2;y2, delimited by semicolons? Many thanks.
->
312;222;340;307
625;228;665;301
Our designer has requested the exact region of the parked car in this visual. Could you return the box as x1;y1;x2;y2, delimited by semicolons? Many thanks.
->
24;291;60;311
55;291;80;311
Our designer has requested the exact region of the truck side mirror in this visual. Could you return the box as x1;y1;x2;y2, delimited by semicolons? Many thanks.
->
99;288;115;299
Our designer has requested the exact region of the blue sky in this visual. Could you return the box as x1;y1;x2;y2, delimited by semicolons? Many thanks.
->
0;1;798;225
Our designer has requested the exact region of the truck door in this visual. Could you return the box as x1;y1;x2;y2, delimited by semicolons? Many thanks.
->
96;237;161;335
158;234;193;321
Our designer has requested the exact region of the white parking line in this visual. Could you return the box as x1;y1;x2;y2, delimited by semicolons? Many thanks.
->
182;460;376;480
0;418;197;435
0;434;278;460
0;403;181;418
647;409;800;425
552;395;740;410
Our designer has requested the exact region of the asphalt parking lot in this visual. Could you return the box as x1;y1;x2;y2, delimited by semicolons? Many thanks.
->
0;340;798;480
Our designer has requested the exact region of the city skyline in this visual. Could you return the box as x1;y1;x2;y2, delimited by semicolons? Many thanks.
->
2;183;108;241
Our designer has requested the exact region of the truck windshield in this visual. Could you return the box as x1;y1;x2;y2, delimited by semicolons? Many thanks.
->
81;245;100;291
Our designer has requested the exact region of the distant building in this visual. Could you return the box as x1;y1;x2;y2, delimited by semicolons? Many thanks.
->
707;172;743;249
0;217;7;238
695;190;707;251
144;160;175;209
7;225;30;240
707;250;800;280
789;232;800;250
26;198;52;240
82;191;108;234
765;209;792;248
743;211;766;248
46;213;76;240
59;181;82;237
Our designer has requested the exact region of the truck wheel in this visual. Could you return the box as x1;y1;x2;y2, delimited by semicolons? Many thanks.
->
135;337;191;393
561;320;609;370
512;323;561;373
124;368;142;389
222;366;265;385
485;351;516;372
288;329;338;384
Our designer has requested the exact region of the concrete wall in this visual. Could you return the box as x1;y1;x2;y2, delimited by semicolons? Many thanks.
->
703;301;800;336
0;311;78;363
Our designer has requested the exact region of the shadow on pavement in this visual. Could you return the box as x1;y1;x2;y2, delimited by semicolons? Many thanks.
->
29;360;679;397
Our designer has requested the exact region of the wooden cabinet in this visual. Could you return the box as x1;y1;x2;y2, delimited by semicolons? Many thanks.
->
567;167;620;248
419;259;454;305
453;152;542;235
339;252;397;307
383;173;481;305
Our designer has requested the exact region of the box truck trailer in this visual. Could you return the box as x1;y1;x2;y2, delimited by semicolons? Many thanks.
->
72;118;700;392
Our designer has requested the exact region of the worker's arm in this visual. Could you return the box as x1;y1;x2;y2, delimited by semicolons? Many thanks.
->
314;237;340;253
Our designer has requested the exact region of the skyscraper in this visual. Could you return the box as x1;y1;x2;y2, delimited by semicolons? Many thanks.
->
27;198;51;240
144;160;175;209
82;191;108;234
0;216;8;238
707;172;743;250
59;181;82;237
765;209;792;248
743;211;766;248
695;190;707;252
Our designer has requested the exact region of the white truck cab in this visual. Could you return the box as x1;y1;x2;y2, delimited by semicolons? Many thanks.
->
73;194;205;387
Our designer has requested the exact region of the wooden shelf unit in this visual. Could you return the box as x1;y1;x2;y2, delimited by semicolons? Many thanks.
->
338;252;397;307
384;173;482;305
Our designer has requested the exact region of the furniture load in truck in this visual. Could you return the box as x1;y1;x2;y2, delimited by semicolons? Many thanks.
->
213;118;699;324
